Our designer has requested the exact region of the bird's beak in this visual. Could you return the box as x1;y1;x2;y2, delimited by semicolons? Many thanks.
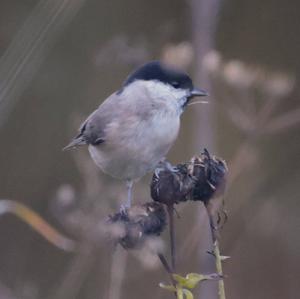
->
189;88;208;98
181;88;208;109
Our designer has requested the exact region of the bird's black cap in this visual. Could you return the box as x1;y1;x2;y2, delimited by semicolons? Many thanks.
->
123;61;194;90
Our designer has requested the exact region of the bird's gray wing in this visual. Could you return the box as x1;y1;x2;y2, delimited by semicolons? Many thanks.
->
63;90;146;151
63;108;105;150
63;93;120;151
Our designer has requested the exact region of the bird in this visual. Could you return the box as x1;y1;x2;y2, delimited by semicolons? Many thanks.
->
64;61;207;208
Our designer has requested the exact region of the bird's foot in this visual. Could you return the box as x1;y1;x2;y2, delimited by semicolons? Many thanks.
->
120;204;129;215
155;160;178;177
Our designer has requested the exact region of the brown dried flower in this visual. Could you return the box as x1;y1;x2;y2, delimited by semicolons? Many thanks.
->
150;161;195;206
188;149;228;205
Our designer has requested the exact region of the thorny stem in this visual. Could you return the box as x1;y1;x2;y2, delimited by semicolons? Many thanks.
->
167;204;176;272
208;212;226;299
214;240;226;299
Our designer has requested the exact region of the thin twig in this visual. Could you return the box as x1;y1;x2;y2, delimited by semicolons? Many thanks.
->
157;253;176;286
167;204;176;272
158;253;173;275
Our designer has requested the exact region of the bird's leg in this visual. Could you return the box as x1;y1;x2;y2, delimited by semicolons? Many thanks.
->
124;180;133;208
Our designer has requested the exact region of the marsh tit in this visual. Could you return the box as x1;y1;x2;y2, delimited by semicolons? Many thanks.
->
64;61;207;207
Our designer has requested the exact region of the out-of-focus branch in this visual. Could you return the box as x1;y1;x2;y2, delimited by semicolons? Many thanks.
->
264;108;300;134
167;205;176;272
204;51;296;191
52;243;95;299
190;1;222;299
0;0;87;126
107;247;128;299
190;0;221;150
0;199;76;251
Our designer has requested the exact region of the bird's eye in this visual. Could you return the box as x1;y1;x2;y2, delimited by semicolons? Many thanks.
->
171;81;180;88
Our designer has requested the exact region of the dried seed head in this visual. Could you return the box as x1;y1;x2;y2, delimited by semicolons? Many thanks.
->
189;149;228;205
150;161;195;205
108;202;166;249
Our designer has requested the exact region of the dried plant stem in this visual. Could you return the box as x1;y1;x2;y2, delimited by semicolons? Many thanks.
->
213;240;226;299
158;253;176;286
167;204;176;271
208;213;226;299
158;253;173;275
157;253;178;299
154;254;172;299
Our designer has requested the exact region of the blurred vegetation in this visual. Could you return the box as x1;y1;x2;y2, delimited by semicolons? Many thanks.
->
0;0;299;299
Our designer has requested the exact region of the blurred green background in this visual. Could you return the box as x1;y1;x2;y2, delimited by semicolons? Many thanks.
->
0;0;299;299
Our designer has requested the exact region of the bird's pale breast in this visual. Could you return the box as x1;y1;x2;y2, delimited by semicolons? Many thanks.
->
88;110;180;180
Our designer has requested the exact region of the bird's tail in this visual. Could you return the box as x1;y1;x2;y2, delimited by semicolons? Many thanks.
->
62;136;86;151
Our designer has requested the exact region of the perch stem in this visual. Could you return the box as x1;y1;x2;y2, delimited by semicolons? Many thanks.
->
158;253;173;275
214;240;226;299
167;204;176;272
157;253;176;287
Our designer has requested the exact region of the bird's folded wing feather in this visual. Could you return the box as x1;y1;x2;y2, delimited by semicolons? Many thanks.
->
63;89;151;151
63;109;104;150
63;93;125;150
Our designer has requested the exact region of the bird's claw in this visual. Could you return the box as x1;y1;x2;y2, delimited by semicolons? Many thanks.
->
155;160;178;177
165;162;179;173
120;204;128;215
154;167;164;178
